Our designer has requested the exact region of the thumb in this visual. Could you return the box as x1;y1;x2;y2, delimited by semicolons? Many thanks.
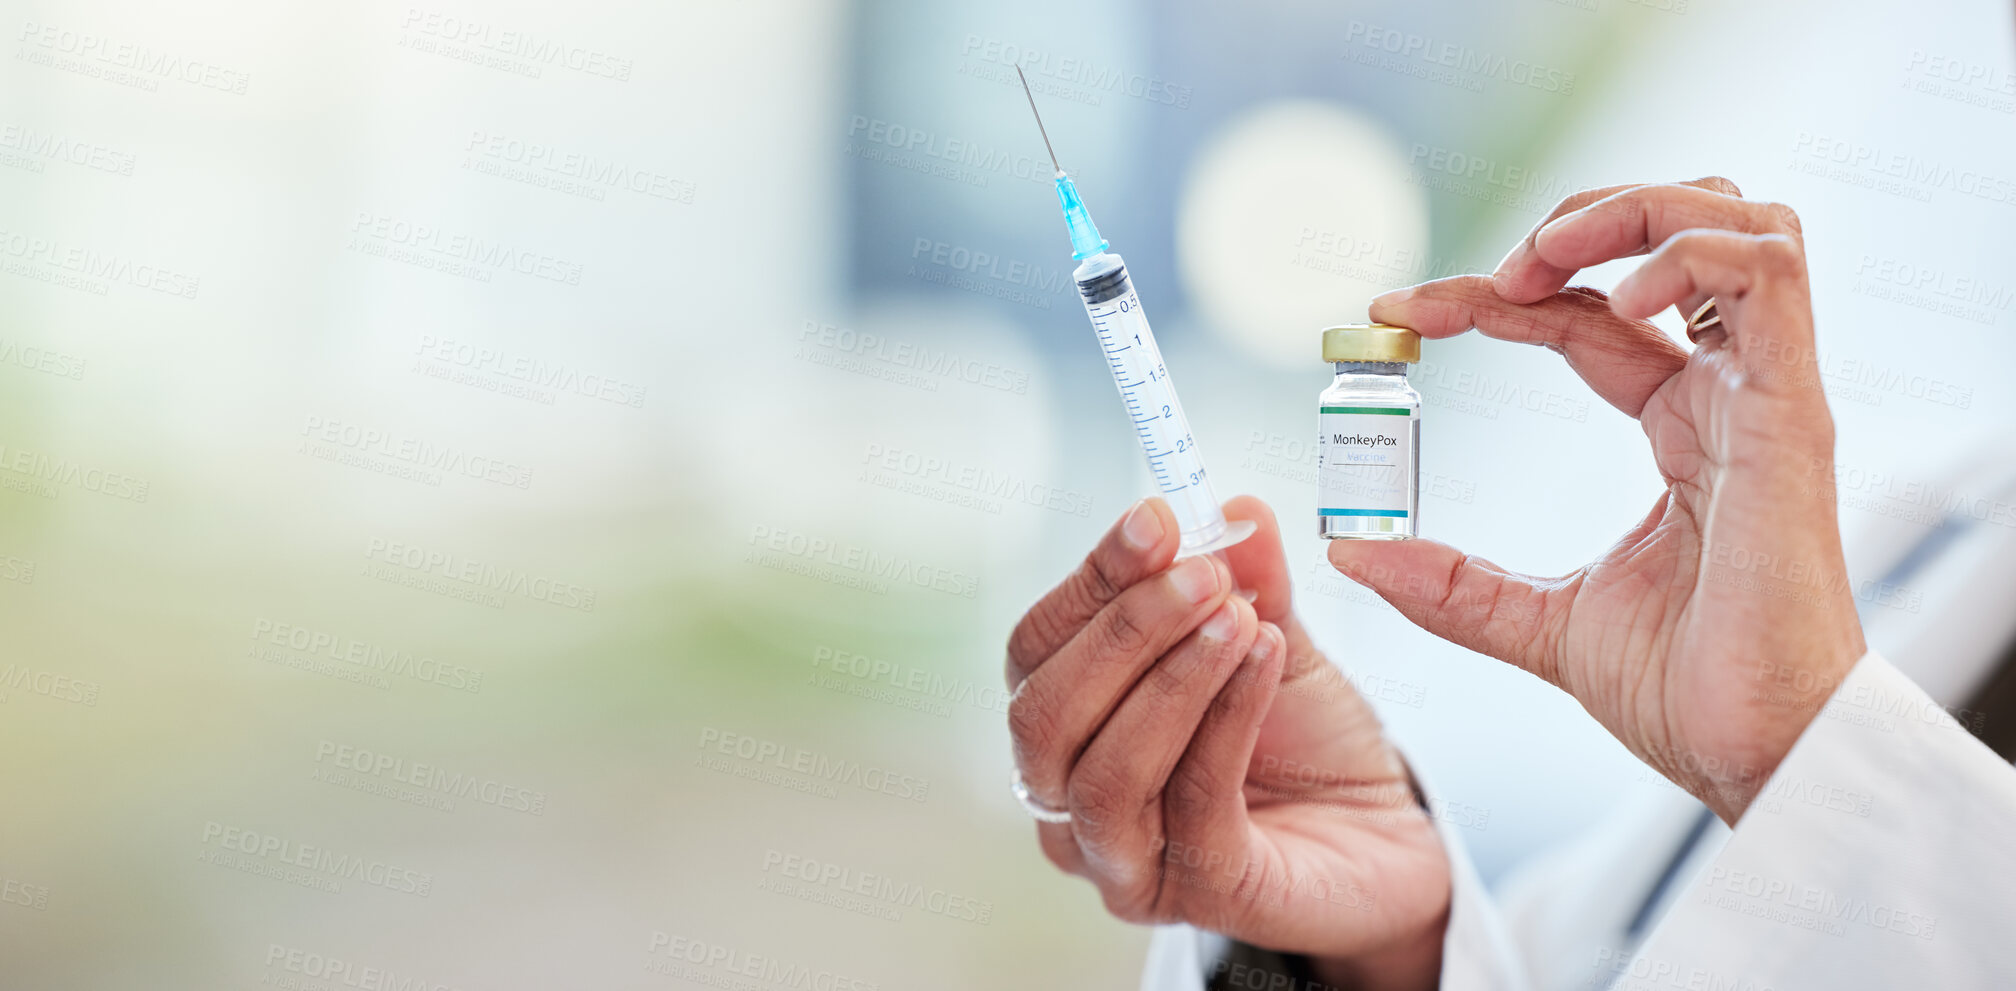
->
1326;538;1567;684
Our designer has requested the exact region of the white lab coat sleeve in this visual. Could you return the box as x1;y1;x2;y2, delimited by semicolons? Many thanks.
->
1617;650;2016;989
1138;768;1530;991
1137;925;1215;991
1429;805;1532;991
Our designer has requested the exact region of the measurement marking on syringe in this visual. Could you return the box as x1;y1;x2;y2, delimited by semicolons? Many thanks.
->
1022;64;1252;556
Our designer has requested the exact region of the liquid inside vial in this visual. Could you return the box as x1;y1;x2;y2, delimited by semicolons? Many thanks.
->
1318;362;1420;539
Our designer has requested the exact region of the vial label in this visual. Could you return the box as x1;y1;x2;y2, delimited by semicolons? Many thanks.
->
1318;406;1414;522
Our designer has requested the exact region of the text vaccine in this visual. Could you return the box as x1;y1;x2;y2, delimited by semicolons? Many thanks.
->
1318;324;1422;540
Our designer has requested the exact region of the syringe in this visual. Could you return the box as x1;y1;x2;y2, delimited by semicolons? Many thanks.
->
1017;68;1254;557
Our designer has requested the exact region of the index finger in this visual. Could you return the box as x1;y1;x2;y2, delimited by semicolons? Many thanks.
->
1493;176;1744;304
1516;185;1798;303
1007;498;1180;688
1370;275;1687;418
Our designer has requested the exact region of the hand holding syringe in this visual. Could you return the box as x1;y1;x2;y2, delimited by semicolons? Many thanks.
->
1016;68;1255;557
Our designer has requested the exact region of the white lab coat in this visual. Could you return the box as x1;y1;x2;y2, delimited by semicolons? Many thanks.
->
1142;445;2016;990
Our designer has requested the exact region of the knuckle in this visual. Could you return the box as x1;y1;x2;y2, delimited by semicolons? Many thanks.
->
1139;656;1189;710
1695;174;1743;197
1163;765;1223;826
1002;656;1027;693
1006;682;1058;758
1036;828;1083;875
1493;301;1549;341
1547;187;1607;223
1067;759;1139;833
1540;194;1580;224
1557;284;1611;306
1092;599;1155;658
1217;646;1266;711
1098;881;1161;924
1762;200;1803;236
1441;555;1552;672
1552;295;1608;346
1755;234;1806;276
1632;187;1669;225
1080;549;1127;604
1003;543;1142;679
1511;589;1555;671
1006;584;1097;680
1587;187;1644;226
1442;273;1499;301
1445;557;1506;626
1003;613;1055;681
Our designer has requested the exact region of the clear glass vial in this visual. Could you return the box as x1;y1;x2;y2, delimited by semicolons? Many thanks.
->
1318;324;1422;539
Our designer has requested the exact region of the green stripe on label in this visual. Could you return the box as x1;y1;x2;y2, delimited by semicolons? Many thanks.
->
1318;508;1410;517
1320;406;1412;415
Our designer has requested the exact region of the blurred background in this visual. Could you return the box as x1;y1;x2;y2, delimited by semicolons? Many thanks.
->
3;0;2013;986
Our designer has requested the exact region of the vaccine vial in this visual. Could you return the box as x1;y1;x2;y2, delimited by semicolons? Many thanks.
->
1318;324;1422;539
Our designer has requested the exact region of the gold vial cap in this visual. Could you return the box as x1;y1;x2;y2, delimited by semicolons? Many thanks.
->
1322;323;1421;363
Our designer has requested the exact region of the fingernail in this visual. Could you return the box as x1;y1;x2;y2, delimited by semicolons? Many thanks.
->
1169;556;1220;604
1200;601;1240;641
1236;587;1258;602
1250;628;1277;662
1370;285;1414;308
1119;500;1164;552
1492;240;1526;278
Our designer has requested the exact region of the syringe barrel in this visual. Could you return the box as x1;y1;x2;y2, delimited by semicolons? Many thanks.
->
1073;252;1231;555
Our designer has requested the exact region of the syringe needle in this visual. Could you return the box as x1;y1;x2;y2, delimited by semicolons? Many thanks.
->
1013;66;1251;557
1015;66;1061;175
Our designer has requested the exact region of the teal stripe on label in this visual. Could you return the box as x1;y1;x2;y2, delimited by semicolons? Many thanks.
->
1320;406;1412;415
1317;508;1410;518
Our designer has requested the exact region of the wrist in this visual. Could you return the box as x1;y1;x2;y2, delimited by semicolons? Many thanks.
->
1704;629;1870;823
1304;906;1447;991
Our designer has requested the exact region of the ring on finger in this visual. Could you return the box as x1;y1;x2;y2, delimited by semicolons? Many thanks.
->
1011;768;1072;824
1685;298;1723;344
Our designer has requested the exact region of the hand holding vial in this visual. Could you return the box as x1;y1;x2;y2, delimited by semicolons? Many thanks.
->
1334;177;1866;825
